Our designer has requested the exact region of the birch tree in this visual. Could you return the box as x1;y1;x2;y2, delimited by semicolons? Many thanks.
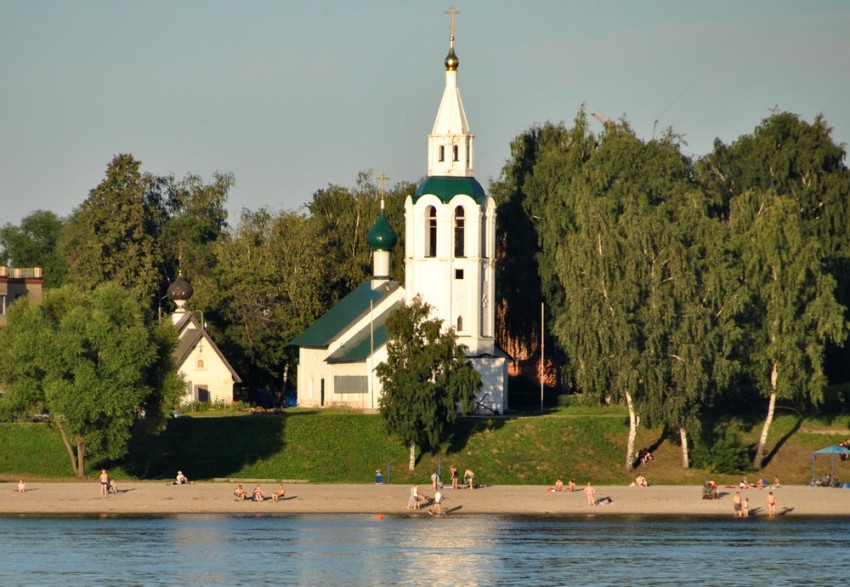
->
376;297;479;470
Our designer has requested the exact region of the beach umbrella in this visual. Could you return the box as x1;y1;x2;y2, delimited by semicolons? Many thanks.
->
811;445;850;483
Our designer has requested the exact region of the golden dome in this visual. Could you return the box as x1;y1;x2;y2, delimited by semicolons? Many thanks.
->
445;46;459;71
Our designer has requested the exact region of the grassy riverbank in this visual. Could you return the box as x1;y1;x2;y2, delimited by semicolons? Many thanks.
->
2;407;848;485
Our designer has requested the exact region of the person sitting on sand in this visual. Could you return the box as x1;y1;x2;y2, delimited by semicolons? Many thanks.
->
772;475;781;488
568;480;576;492
16;480;26;493
554;479;564;492
271;485;286;502
233;485;247;501
253;485;265;502
175;471;188;485
635;474;648;487
739;477;752;489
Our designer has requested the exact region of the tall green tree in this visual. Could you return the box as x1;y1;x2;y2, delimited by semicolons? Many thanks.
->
697;111;850;381
62;154;163;309
729;190;847;469
638;191;742;467
0;210;68;287
152;172;233;316
0;282;184;477
376;297;480;470
214;208;335;393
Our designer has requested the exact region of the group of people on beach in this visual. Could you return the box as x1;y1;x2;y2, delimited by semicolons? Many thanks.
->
407;483;446;514
551;479;577;492
233;484;286;502
445;466;476;490
733;490;777;518
99;469;118;495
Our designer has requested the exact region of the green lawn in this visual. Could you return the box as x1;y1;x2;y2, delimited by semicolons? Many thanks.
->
2;407;848;486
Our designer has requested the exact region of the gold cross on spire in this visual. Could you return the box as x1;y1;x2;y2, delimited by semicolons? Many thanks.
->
445;4;460;47
377;172;389;208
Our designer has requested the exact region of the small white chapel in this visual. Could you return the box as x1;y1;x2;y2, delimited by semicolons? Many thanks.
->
290;16;508;413
167;271;241;405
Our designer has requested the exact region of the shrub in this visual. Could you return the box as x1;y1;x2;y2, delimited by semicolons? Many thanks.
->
692;430;751;474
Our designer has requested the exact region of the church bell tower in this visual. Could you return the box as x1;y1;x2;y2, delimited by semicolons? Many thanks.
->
404;6;496;357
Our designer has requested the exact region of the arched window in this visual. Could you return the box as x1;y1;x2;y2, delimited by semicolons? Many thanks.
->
453;145;459;162
439;145;445;162
426;206;437;257
454;206;465;257
456;315;463;332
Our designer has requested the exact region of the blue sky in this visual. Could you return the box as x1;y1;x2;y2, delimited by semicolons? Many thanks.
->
2;1;849;228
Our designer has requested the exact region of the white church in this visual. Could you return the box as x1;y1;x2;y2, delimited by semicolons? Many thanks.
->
290;21;508;413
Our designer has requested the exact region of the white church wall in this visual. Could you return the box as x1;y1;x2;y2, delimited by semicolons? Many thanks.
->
179;344;235;405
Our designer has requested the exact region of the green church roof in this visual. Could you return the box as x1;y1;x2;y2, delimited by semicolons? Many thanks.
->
413;175;486;204
326;317;390;363
289;281;400;348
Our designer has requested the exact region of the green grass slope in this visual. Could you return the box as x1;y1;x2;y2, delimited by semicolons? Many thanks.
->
2;408;849;486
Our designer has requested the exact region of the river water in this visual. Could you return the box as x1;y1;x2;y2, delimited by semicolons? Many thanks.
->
0;514;846;585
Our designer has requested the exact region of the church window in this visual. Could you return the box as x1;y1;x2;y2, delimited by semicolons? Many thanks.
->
456;315;463;332
453;145;459;161
426;206;437;257
439;145;445;162
455;269;464;279
454;206;465;257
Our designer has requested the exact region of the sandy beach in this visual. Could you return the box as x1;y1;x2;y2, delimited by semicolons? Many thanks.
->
2;481;849;517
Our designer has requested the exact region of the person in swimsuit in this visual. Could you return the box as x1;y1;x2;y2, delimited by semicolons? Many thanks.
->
100;469;109;495
450;466;459;489
766;491;777;518
584;482;596;506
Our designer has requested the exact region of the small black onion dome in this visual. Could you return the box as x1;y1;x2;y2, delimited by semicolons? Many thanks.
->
366;209;398;251
445;46;459;71
167;274;194;301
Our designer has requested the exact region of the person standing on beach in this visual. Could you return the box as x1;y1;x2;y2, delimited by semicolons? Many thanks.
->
16;480;26;493
100;469;110;495
742;498;749;518
733;492;742;517
450;466;459;489
464;469;475;489
766;491;777;518
431;490;444;515
584;482;596;506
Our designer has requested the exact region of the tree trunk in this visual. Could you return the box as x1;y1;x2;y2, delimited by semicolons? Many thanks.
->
625;391;639;471
77;442;86;479
408;442;416;471
754;362;779;470
679;427;690;469
55;420;83;478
